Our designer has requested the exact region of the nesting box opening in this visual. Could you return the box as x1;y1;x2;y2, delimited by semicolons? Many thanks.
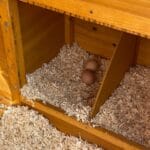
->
18;2;112;122
0;0;149;149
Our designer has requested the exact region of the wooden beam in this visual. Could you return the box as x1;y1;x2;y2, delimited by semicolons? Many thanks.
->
91;33;137;117
21;98;145;150
65;15;74;44
0;0;21;104
19;0;150;38
8;0;26;87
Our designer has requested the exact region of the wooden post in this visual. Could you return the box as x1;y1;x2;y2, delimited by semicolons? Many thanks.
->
0;0;26;104
91;33;137;117
8;0;26;87
65;15;74;44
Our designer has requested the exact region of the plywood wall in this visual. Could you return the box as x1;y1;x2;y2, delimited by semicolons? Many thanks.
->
74;19;121;58
18;2;65;73
74;19;150;67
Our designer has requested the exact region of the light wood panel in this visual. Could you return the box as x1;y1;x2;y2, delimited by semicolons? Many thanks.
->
0;0;21;104
18;2;65;73
9;0;26;87
19;0;150;38
0;22;11;100
0;75;11;101
21;98;145;150
74;18;121;58
91;33;137;117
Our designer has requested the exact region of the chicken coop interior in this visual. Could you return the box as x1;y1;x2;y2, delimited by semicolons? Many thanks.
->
0;0;149;150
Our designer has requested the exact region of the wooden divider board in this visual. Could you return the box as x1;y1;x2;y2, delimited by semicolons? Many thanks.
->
21;98;145;150
91;33;137;117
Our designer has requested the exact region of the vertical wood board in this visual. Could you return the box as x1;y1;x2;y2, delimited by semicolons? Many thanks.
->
0;0;21;103
91;33;137;117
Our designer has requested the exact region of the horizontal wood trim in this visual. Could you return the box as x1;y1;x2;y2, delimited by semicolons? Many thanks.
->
21;97;145;150
19;0;150;38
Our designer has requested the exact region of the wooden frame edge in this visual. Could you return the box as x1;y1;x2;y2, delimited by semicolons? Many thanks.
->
0;0;21;103
21;98;145;150
9;0;27;87
18;0;150;39
65;15;74;44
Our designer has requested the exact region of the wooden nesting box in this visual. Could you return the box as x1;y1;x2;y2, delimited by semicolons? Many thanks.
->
0;0;150;149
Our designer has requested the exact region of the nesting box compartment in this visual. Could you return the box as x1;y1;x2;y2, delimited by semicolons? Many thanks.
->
0;0;150;149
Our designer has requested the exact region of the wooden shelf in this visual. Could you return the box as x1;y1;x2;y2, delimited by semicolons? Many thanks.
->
19;0;150;38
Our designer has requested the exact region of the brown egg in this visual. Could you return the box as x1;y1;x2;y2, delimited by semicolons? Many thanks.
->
81;70;96;85
84;59;99;72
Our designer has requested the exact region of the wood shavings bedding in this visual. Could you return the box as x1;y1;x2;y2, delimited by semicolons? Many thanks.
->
0;106;102;150
21;43;107;122
21;43;150;148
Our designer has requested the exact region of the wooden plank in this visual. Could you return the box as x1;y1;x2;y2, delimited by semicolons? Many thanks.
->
8;0;26;87
136;38;150;66
74;18;150;67
91;33;137;117
19;0;150;38
21;98;145;150
0;73;12;100
21;98;65;114
0;0;21;104
65;15;74;44
74;18;121;58
74;18;150;66
0;22;12;100
18;2;65;73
